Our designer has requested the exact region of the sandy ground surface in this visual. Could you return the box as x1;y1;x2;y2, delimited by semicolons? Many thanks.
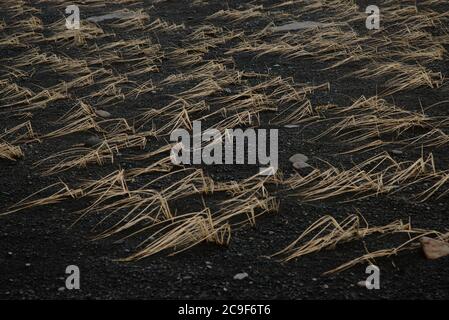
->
1;0;449;299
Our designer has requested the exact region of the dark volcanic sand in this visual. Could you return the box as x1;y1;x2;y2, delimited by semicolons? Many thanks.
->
1;0;449;299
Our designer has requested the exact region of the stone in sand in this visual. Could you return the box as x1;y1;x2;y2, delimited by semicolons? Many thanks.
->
357;281;367;288
84;136;102;147
87;10;142;23
420;237;449;260
95;109;112;118
271;21;326;32
292;160;311;169
289;153;309;163
233;272;249;280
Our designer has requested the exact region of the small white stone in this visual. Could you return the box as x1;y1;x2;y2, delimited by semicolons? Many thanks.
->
95;109;112;118
271;21;326;32
293;160;311;169
233;272;249;280
421;236;449;260
289;153;309;163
